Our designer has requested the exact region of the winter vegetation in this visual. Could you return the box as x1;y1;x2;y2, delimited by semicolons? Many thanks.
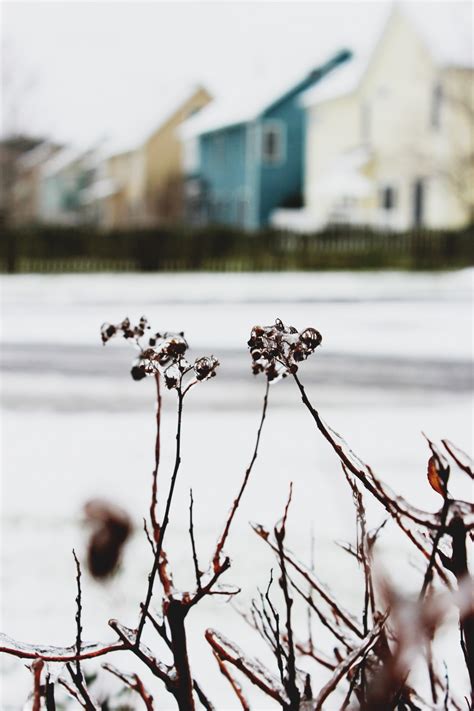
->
0;316;473;710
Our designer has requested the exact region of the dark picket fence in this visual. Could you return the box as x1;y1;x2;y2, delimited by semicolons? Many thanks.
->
1;224;473;273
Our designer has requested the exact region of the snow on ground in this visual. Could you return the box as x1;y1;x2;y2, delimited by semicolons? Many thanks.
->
0;270;472;708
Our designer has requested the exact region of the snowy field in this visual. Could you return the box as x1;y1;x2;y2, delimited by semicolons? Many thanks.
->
0;270;473;708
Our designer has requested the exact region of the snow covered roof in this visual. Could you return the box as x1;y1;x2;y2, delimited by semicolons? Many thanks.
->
41;146;96;178
18;142;61;171
302;2;472;108
103;84;209;157
301;55;369;107
405;2;473;69
179;87;265;139
180;54;347;138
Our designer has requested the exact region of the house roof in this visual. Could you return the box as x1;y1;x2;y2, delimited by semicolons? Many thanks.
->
301;2;472;108
18;142;61;171
103;84;209;157
300;55;369;108
41;146;96;178
180;51;349;139
405;1;472;69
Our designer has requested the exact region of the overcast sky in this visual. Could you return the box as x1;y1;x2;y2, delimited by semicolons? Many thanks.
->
1;1;468;151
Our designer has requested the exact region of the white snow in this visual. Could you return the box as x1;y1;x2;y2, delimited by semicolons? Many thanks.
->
302;2;473;108
0;270;472;708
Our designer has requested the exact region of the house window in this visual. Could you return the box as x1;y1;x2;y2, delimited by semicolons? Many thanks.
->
431;83;443;129
379;185;396;210
413;178;425;227
262;123;284;164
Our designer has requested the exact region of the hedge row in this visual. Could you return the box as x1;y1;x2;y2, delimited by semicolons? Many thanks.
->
1;224;473;272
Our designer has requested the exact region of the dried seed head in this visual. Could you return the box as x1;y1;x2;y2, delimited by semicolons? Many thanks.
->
193;355;219;381
248;319;322;381
101;317;218;391
84;499;132;580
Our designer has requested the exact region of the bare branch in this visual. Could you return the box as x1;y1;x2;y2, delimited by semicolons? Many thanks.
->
213;651;250;710
252;523;364;639
189;489;202;591
103;663;154;711
31;659;44;711
206;628;288;705
213;380;270;572
150;372;162;540
313;615;388;709
137;388;185;645
0;633;125;662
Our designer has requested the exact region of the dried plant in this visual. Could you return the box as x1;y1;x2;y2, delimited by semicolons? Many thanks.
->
0;316;472;711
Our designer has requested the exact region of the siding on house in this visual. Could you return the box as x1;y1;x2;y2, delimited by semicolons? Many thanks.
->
258;97;306;226
200;124;249;225
292;5;474;232
143;86;212;224
183;50;351;230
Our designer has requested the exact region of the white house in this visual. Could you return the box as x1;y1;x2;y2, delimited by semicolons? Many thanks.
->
273;3;473;232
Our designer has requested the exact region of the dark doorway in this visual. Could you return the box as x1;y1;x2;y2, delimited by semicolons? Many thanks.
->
413;179;424;227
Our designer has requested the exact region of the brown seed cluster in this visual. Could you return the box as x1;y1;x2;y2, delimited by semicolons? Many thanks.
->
101;316;149;344
101;316;219;389
248;318;322;381
84;499;132;580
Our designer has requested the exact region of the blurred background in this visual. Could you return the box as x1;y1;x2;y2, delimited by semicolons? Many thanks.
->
1;1;473;708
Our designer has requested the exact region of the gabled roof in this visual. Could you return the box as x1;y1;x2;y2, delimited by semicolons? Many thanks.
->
18;141;61;171
302;2;472;108
41;146;96;178
103;84;210;157
180;50;350;139
301;55;369;108
404;1;472;69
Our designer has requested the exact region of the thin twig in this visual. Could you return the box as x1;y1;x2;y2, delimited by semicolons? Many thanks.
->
292;373;440;531
189;489;201;590
419;497;452;600
313;616;388;709
206;628;288;705
150;372;162;540
144;518;156;554
137;388;184;645
58;677;87;708
31;659;44;711
66;663;97;711
72;550;83;681
213;379;270;572
103;663;154;711
0;634;126;662
193;679;216;710
45;675;56;711
213;651;250;710
253;523;363;639
275;484;300;708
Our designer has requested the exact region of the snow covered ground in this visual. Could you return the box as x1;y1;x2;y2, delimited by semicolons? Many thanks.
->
0;270;472;708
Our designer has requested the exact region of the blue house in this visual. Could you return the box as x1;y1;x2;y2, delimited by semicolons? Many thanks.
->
181;49;351;230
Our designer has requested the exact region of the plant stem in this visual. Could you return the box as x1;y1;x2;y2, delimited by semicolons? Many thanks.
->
136;389;184;645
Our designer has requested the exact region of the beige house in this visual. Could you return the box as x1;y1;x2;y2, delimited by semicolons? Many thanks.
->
142;85;212;224
88;148;147;229
10;142;61;225
273;3;473;232
87;86;212;230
